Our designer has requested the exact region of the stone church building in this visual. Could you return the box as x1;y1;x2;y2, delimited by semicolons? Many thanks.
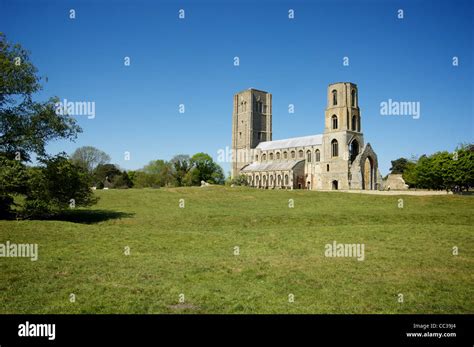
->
231;82;381;190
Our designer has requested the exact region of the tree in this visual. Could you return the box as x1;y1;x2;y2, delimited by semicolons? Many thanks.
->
112;171;133;189
129;171;161;188
190;152;225;185
402;160;417;187
0;33;81;161
70;146;111;173
389;158;409;174
432;151;454;191
0;33;91;218
0;155;28;218
143;159;175;186
22;154;97;219
170;154;191;186
451;144;474;191
93;164;122;188
400;144;474;192
226;174;248;186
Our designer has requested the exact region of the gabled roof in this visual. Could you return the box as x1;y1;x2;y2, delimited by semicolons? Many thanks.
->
241;160;304;172
256;134;323;151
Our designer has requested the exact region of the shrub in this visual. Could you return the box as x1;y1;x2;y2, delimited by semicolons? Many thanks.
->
230;175;249;186
20;155;97;218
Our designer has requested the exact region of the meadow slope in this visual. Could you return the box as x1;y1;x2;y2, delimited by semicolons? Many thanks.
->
0;187;472;313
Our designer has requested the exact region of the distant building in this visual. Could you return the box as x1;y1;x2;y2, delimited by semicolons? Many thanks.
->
231;82;381;190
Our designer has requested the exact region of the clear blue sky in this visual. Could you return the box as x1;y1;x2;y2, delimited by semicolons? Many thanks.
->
2;0;473;175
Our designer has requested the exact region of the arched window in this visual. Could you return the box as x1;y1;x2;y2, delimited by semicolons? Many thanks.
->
306;150;311;162
276;152;280;160
269;153;274;160
352;115;357;131
349;139;359;163
332;115;338;130
332;90;337;106
283;151;288;159
262;154;266;161
255;154;258;161
351;89;356;107
331;139;338;157
285;174;289;185
327;164;330;172
291;151;296;159
298;150;304;158
315;149;320;162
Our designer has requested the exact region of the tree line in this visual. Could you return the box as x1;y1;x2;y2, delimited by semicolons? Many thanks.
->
70;146;225;189
389;144;474;192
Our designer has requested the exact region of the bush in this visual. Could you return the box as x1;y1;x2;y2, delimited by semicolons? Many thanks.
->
20;155;98;218
112;171;133;189
92;164;122;187
21;198;55;219
227;174;248;186
183;168;200;186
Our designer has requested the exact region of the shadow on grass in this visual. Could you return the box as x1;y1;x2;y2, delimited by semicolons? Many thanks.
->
53;209;135;224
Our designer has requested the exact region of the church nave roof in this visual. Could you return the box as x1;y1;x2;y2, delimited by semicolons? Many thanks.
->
256;134;323;151
241;159;304;172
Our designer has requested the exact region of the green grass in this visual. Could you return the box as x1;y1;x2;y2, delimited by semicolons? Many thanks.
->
0;187;473;314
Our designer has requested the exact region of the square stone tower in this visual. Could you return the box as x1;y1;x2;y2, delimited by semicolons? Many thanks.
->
321;82;364;189
231;88;272;178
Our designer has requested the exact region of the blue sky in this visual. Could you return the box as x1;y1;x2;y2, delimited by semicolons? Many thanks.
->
2;0;473;175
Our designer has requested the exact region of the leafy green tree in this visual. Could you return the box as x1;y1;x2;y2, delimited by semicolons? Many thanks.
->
0;33;91;218
70;146;111;173
401;144;474;192
0;155;28;217
130;171;161;188
170;154;191;186
93;164;122;188
143;159;175;186
414;155;433;189
451;144;474;191
190;152;225;185
389;158;409;174
112;171;133;189
22;154;97;218
0;33;81;161
402;160;417;187
432;151;455;191
182;167;200;186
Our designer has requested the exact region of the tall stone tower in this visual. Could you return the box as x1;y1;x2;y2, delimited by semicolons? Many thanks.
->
324;82;361;134
231;88;272;178
321;82;364;189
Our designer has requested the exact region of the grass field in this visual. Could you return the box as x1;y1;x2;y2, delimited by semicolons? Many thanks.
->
0;187;473;314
